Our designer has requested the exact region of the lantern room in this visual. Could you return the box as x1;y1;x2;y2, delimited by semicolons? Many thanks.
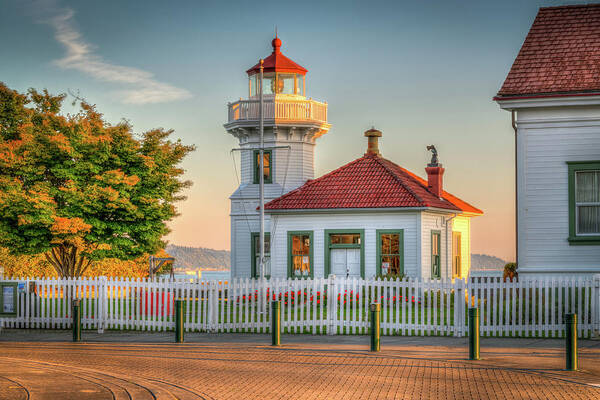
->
246;36;307;97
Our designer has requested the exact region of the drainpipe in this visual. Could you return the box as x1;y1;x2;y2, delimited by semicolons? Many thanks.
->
512;110;518;266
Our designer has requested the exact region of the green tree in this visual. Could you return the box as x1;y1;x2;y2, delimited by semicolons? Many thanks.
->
0;83;194;277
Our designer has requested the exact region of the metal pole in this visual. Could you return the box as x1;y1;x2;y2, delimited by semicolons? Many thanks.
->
565;313;577;371
370;303;380;352
72;299;81;342
259;58;265;282
271;300;281;346
468;307;480;360
175;299;184;343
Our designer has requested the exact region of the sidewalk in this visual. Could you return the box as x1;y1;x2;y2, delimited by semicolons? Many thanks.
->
1;330;600;399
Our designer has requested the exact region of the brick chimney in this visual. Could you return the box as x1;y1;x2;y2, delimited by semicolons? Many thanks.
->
364;127;382;156
425;145;444;198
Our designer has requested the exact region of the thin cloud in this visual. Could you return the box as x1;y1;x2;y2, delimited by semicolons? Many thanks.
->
43;4;191;104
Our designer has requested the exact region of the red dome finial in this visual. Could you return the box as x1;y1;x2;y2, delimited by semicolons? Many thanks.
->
272;35;282;53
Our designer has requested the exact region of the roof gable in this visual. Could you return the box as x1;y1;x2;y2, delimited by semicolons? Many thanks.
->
264;154;482;214
497;4;600;98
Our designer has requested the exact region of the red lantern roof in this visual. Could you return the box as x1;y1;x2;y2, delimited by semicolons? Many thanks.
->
246;37;308;76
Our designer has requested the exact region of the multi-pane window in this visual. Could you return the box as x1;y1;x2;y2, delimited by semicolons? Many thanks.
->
575;170;600;235
378;231;403;276
251;233;270;278
431;231;441;279
452;232;462;278
253;150;272;184
289;232;312;278
568;162;600;244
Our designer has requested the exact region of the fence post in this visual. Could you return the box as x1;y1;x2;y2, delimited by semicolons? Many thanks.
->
454;279;464;337
98;277;107;334
327;275;336;335
593;275;600;338
565;313;578;371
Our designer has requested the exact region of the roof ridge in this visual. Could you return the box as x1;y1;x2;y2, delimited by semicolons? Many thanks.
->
371;156;426;205
540;3;600;11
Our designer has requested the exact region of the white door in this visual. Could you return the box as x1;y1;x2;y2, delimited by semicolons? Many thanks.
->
331;249;347;277
346;249;361;277
330;249;361;278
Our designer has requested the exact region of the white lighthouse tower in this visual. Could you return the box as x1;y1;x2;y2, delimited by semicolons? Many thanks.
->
225;36;330;278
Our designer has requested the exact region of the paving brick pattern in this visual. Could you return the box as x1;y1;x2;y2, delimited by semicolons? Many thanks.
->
0;334;599;399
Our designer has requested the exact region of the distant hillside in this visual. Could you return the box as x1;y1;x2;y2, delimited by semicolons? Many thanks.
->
165;246;505;273
471;254;506;270
165;245;230;271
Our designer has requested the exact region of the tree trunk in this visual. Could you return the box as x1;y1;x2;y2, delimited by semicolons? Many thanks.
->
45;245;91;277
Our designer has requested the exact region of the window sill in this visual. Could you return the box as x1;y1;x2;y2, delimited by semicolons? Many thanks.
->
568;236;600;245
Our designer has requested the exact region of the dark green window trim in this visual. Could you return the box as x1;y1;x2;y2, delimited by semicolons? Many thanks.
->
376;229;404;276
0;282;18;317
253;149;273;184
251;232;271;278
323;229;365;278
287;231;314;279
567;161;600;245
431;230;442;279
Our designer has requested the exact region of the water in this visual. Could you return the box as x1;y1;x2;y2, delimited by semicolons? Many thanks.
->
171;271;230;282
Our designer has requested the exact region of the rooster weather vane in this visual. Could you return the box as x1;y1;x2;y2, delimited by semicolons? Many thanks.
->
426;145;440;167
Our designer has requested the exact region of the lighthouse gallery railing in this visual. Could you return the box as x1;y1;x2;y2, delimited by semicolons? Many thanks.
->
228;99;328;124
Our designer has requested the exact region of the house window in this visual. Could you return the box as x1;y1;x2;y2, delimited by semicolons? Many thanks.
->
431;231;441;279
288;231;313;278
251;233;270;278
452;232;461;278
253;150;272;184
325;230;364;278
376;230;404;277
568;162;600;244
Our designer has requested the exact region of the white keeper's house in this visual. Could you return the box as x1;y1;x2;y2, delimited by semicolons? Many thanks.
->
226;36;482;280
495;4;600;277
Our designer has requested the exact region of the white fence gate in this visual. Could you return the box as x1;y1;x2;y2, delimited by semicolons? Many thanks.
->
1;276;599;338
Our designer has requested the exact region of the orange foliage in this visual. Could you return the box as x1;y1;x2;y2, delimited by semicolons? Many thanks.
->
50;217;92;235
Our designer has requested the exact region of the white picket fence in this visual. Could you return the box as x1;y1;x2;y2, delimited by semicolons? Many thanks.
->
1;276;599;338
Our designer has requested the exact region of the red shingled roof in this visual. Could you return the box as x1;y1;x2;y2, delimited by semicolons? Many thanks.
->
247;37;308;76
264;153;483;214
497;4;600;98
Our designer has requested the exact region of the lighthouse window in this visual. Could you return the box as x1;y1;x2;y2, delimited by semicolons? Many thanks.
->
253;149;272;184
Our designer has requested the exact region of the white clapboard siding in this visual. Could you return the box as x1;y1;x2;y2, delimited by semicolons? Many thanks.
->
1;276;598;338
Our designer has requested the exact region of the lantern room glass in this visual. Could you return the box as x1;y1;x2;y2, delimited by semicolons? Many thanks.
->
249;73;305;97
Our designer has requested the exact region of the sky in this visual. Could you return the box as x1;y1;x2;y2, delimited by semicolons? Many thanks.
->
0;0;586;261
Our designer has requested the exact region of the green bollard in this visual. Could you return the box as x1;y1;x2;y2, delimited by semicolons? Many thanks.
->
271;300;281;346
468;307;480;360
370;303;380;352
565;313;578;371
175;299;184;343
72;299;81;342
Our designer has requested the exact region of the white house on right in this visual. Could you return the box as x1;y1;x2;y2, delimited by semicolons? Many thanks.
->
495;4;600;277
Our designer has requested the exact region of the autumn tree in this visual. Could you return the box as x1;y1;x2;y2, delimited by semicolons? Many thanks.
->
0;83;194;277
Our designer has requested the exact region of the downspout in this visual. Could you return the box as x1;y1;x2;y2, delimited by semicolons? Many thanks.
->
512;110;518;266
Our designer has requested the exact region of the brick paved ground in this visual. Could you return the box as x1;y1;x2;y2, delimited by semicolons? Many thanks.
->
1;331;600;399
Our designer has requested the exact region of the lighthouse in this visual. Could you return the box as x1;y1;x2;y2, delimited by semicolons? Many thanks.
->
225;36;331;278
